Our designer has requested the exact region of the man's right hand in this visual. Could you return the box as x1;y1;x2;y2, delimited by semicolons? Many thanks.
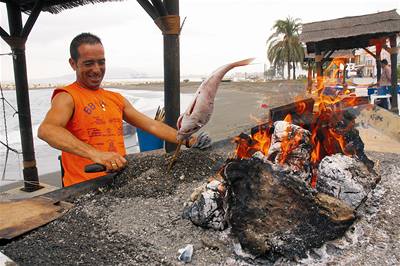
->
89;151;127;172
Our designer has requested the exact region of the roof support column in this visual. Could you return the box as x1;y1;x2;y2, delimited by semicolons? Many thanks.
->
389;35;398;112
162;0;180;153
315;46;323;94
137;0;180;153
307;60;312;93
375;42;382;82
3;1;43;192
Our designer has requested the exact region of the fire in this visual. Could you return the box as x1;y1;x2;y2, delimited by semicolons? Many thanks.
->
233;69;362;188
234;126;272;159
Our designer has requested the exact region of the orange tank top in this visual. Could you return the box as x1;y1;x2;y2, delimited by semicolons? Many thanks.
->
52;82;126;187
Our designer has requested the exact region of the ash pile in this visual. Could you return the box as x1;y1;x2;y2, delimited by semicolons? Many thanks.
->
183;99;380;261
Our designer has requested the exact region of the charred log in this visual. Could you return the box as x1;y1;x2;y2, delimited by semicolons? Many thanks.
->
224;158;355;261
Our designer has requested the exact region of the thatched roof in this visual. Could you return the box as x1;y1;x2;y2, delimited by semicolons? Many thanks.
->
301;9;400;53
0;0;124;14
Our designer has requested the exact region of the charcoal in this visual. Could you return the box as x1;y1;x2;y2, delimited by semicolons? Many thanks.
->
317;154;379;209
267;121;312;174
337;110;374;171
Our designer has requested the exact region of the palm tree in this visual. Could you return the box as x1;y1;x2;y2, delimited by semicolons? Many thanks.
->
267;17;304;80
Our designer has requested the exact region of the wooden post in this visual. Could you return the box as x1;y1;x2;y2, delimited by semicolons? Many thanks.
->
315;46;323;94
375;42;382;83
307;60;312;93
5;1;42;191
342;59;347;85
389;35;398;112
137;0;180;153
163;0;180;153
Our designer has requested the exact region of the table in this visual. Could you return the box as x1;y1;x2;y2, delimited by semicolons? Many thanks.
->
370;94;392;110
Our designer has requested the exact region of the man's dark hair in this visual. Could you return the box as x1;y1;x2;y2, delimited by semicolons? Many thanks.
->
381;59;388;65
70;33;102;61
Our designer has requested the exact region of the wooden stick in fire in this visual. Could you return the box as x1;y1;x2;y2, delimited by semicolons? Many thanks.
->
168;57;255;170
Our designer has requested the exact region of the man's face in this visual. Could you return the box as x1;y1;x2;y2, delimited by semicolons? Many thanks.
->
69;43;105;90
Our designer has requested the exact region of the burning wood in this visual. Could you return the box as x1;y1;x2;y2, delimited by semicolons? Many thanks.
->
224;158;355;260
267;120;312;173
184;96;379;261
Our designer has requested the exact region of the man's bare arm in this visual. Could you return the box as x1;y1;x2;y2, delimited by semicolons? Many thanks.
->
122;98;197;146
38;92;126;171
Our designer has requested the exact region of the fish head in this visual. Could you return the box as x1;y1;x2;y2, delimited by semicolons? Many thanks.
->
176;112;204;141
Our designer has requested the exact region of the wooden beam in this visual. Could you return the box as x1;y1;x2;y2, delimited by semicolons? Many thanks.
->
342;59;347;85
305;33;395;54
163;0;180;153
164;0;179;14
0;26;12;46
137;0;159;20
321;50;335;64
0;26;10;39
307;61;312;93
389;35;398;112
362;48;376;58
6;1;40;191
315;45;323;94
376;42;382;82
21;0;42;39
150;0;168;16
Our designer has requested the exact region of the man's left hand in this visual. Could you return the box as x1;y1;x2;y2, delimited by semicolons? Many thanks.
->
189;132;212;150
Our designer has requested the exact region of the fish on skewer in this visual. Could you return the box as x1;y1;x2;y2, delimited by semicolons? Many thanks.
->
168;58;255;170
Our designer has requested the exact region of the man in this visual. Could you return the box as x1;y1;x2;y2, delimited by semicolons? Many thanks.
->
38;33;209;186
379;59;391;87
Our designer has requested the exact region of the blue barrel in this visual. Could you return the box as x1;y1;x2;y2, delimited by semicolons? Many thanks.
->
137;128;164;152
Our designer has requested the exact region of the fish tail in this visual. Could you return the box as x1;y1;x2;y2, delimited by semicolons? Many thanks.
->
213;58;256;78
229;57;256;68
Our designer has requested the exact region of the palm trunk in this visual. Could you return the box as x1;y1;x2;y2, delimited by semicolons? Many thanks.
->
292;61;296;80
287;60;291;80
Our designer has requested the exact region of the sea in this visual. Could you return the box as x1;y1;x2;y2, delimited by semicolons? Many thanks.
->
0;87;193;187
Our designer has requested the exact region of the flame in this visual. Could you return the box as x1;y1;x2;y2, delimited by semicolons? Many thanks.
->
233;56;362;187
278;123;304;165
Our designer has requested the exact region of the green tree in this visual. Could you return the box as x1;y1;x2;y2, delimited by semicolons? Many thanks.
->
267;17;304;80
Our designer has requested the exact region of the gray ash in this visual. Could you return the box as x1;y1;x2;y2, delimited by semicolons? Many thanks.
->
1;148;230;266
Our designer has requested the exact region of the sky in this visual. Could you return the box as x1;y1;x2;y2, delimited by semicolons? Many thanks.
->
0;0;399;82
